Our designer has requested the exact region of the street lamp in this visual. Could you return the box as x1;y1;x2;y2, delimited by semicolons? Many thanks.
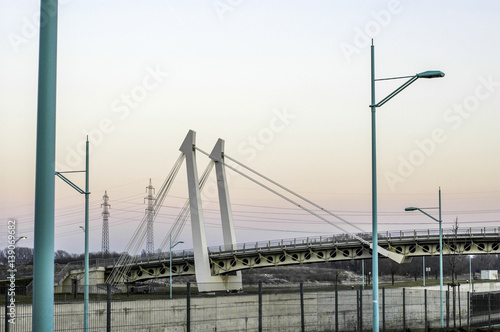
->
15;236;28;244
423;256;425;287
55;137;90;331
370;41;444;331
405;187;443;327
169;233;184;299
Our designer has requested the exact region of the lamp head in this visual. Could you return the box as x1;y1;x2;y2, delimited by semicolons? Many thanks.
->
416;71;445;79
405;207;418;211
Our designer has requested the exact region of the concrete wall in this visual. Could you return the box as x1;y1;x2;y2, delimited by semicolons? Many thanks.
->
54;267;106;293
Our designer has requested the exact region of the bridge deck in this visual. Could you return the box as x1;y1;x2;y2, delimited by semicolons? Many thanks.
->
93;226;500;283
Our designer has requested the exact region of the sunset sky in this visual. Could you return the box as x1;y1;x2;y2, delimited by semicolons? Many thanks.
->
1;1;499;254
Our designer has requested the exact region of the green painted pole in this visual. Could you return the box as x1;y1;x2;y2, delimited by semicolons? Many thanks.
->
300;282;305;332
32;0;57;331
186;282;191;332
362;259;365;289
439;187;444;327
5;289;9;332
84;138;90;331
370;40;380;332
170;233;173;299
423;256;426;286
469;256;472;293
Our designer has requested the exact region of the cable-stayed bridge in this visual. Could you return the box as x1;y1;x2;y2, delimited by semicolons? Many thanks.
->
113;226;500;281
57;226;500;293
60;130;500;293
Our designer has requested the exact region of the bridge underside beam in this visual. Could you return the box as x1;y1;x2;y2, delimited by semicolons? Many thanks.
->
210;236;500;275
104;235;500;284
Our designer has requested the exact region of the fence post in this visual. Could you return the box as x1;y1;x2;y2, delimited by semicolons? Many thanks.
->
467;291;470;331
424;289;427;331
382;287;385;332
453;285;456;328
335;283;339;332
187;282;191;332
356;290;360;331
300;282;305;332
446;289;450;329
488;292;491;328
72;278;77;300
359;287;363;332
458;285;461;328
106;284;111;332
259;280;263;332
5;288;9;332
403;288;406;331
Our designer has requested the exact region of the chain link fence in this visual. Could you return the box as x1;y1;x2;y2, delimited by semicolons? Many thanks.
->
1;283;497;331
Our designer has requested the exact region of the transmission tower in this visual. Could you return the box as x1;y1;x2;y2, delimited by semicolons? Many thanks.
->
101;191;111;255
145;179;156;255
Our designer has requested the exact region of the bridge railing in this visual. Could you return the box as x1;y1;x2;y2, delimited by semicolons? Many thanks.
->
207;232;370;256
382;226;500;241
206;226;500;256
115;250;196;266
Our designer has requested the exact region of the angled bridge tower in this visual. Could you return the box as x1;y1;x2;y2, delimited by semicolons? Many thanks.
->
179;130;242;292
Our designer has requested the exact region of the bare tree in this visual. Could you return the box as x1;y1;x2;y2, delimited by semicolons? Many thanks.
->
444;217;468;328
445;218;467;282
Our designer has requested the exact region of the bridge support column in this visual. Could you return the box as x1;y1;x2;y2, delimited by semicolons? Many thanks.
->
179;130;242;292
209;139;242;284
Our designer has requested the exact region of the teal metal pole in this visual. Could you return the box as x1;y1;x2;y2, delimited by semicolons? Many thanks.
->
84;138;90;331
423;256;426;286
439;187;444;327
362;259;365;289
469;256;472;293
371;40;380;332
170;233;173;299
32;0;57;331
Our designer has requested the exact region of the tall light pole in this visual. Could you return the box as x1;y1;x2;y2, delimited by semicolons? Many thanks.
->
56;138;90;331
362;259;365;289
405;187;443;327
469;255;472;292
32;0;58;330
370;41;444;331
169;234;184;299
423;256;426;287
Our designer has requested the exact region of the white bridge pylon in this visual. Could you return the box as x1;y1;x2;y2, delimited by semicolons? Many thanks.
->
179;130;405;292
179;130;242;292
107;130;405;290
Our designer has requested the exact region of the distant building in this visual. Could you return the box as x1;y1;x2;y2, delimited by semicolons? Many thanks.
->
480;270;498;280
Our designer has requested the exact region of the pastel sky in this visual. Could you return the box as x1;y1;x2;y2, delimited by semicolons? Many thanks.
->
1;0;499;254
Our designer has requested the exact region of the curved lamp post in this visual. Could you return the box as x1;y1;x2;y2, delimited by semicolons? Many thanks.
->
405;187;443;327
169;234;184;299
56;138;90;331
370;41;444;331
15;236;28;244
